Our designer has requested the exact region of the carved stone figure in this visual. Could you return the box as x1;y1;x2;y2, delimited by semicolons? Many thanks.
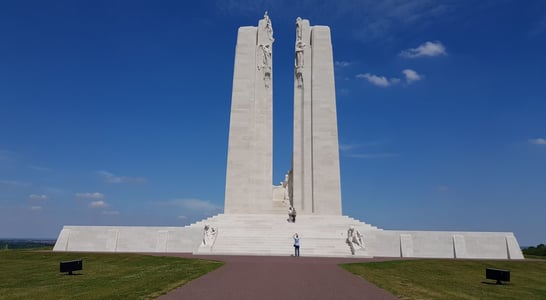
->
346;226;365;255
258;12;273;88
295;41;305;68
264;11;274;43
201;224;218;247
262;44;272;87
288;206;293;222
296;17;303;41
295;19;305;88
282;173;289;200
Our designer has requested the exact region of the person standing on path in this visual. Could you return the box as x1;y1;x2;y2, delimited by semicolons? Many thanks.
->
293;233;300;256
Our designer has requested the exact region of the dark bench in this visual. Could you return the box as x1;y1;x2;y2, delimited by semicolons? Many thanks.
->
486;268;510;284
60;259;82;275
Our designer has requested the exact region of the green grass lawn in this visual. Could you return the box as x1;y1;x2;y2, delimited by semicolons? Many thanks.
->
341;259;546;300
0;250;223;300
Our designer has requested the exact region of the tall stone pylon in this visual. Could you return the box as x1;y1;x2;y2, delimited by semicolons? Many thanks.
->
224;13;274;214
292;18;342;215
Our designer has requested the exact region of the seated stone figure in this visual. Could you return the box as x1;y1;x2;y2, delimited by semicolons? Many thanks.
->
346;226;365;255
201;224;218;247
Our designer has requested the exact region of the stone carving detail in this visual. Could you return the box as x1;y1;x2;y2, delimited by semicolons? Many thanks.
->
258;11;274;88
282;169;294;206
346;226;365;255
201;224;218;247
264;11;274;43
295;17;306;88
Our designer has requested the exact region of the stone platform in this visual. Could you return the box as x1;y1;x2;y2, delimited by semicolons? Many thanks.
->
53;214;523;259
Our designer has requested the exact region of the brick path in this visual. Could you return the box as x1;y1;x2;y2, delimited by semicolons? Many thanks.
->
157;254;399;300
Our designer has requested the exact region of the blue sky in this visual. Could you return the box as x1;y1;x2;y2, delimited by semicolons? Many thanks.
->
1;0;545;246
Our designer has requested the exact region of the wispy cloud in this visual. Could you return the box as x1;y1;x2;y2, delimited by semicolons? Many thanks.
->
0;180;31;188
339;143;358;151
340;140;390;153
335;60;352;68
76;192;105;199
0;150;16;162
356;73;400;87
164;198;223;215
348;153;399;159
402;69;423;83
215;1;456;42
529;138;546;145
529;14;546;36
436;185;449;193
400;41;447;58
97;171;147;184
89;200;108;208
338;88;350;96
29;194;48;201
30;206;42;211
29;165;50;172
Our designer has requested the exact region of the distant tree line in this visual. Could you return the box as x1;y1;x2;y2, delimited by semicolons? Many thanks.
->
0;239;55;250
522;244;546;256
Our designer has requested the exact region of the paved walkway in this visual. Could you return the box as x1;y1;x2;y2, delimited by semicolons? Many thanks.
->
157;254;399;300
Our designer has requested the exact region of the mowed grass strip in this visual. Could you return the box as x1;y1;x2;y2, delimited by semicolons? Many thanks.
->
341;259;546;300
0;250;223;300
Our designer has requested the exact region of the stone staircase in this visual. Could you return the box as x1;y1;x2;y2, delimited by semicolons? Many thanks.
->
192;214;381;257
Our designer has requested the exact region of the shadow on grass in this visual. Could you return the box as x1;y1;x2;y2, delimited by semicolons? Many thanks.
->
480;281;510;285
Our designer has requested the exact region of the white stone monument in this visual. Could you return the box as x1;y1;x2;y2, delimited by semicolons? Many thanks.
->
53;15;524;260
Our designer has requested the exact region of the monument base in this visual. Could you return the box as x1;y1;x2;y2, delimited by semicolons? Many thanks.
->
53;214;523;259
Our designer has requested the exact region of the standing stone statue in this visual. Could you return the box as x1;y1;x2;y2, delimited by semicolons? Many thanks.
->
296;17;303;41
295;17;305;88
258;12;274;87
264;11;274;43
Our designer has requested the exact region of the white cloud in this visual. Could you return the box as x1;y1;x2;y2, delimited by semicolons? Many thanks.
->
178;215;188;220
529;138;546;145
356;73;399;87
335;61;352;68
97;171;147;184
29;194;48;201
102;210;120;215
76;192;104;199
402;69;423;83
30;206;42;211
400;41;447;58
89;200;108;208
